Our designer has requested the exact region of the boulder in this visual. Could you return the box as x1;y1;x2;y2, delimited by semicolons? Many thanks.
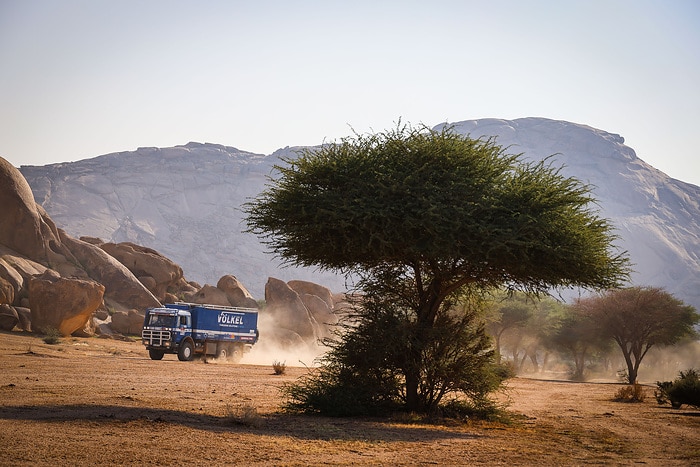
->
264;277;320;344
163;292;179;304
110;309;145;335
100;242;184;302
79;236;104;245
288;280;335;310
14;306;31;332
94;309;109;320
216;275;258;308
138;275;158;293
0;251;48;306
0;276;14;305
28;271;105;336
59;233;161;312
0;157;54;263
0;304;19;331
258;326;307;351
0;158;88;280
190;285;231;307
299;293;338;339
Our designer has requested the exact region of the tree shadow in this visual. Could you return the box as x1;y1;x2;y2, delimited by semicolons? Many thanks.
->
0;404;484;442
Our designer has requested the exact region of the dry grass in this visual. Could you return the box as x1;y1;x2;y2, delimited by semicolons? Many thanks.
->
1;332;699;466
272;360;286;375
613;383;647;403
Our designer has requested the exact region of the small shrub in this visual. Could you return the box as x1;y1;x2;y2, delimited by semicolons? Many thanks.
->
41;327;62;345
613;384;646;403
272;360;286;375
656;369;700;409
224;402;263;427
438;398;510;423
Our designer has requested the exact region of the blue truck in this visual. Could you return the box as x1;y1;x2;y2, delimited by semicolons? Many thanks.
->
141;302;259;362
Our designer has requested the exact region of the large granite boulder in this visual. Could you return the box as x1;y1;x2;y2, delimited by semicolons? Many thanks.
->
0;157;53;263
0;304;19;331
264;277;320;344
0;156;164;331
299;293;338;339
0;276;14;305
100;242;184;302
0;250;49;307
110;309;145;335
59;233;160;312
217;275;259;308
14;306;32;332
189;284;231;307
28;271;105;336
288;280;334;310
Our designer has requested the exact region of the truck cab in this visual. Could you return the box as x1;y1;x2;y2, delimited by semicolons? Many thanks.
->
142;307;194;361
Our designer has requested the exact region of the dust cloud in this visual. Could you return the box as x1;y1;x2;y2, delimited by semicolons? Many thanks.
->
241;309;331;368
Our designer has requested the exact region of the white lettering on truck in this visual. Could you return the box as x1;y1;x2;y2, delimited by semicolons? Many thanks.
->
218;312;244;326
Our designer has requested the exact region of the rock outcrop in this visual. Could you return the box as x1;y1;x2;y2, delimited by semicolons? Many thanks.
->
99;242;185;302
0;304;19;331
28;271;105;336
110;309;145;335
0;155;164;336
58;233;161;311
264;277;322;345
217;275;258;308
19;124;700;311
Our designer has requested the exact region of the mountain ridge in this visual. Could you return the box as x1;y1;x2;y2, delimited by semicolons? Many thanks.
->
17;118;700;310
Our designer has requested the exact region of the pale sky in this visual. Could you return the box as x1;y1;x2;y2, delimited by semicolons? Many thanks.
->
1;0;699;186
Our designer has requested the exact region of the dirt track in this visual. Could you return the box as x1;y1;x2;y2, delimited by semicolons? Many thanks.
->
1;331;698;466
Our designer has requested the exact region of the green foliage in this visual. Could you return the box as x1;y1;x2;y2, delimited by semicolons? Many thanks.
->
656;369;700;409
41;327;61;345
282;289;508;417
549;303;610;381
245;123;629;291
578;287;699;384
247;123;630;413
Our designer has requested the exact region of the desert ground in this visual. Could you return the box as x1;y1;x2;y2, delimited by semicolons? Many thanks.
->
0;331;698;466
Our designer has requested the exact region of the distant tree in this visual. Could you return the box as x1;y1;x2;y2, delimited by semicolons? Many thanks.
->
486;292;564;373
579;287;699;384
486;292;531;363
548;302;610;380
246;124;630;414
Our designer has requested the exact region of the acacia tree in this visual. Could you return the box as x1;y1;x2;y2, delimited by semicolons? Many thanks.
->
245;124;629;413
578;286;699;384
485;292;530;363
548;302;610;380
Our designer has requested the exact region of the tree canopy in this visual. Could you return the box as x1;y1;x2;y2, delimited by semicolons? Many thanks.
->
576;286;699;384
246;124;629;295
246;124;630;413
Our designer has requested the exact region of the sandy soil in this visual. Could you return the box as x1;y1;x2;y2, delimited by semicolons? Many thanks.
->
1;331;698;466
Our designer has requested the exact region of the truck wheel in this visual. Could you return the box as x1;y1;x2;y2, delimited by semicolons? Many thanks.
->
178;340;194;361
149;349;165;360
230;344;244;364
216;346;228;360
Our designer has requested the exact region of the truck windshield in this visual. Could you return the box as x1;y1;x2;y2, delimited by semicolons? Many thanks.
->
148;314;176;327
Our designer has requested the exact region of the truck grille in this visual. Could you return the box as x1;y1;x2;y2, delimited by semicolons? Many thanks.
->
142;329;171;346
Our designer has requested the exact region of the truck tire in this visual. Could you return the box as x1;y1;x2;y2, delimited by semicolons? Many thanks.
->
216;345;229;360
178;340;194;361
149;349;165;360
230;344;244;364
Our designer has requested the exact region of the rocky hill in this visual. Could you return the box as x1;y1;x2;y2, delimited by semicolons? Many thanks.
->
18;119;700;311
0;154;339;350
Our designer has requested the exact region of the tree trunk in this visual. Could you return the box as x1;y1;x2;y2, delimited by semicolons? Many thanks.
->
405;370;420;412
623;352;637;384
